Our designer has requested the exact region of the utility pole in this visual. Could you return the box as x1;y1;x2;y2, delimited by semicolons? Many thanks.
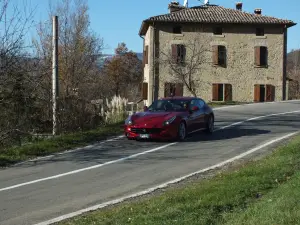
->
52;16;59;135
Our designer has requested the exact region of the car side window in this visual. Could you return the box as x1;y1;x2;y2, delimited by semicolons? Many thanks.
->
197;99;205;109
189;100;196;110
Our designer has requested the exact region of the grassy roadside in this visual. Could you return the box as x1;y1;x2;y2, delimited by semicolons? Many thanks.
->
0;123;123;168
58;135;300;225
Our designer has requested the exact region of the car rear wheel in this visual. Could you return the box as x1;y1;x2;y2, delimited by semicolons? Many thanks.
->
205;115;214;134
177;121;186;141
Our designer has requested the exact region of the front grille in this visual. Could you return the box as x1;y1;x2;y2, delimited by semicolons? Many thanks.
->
131;128;161;134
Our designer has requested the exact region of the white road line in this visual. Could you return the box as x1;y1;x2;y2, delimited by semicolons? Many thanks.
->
0;142;177;192
217;110;300;130
34;131;299;225
212;99;300;111
1;110;300;193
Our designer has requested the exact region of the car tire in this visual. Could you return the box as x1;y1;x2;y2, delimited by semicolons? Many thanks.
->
205;115;214;134
177;121;187;141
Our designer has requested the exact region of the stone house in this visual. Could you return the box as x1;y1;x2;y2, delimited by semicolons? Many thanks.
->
138;2;296;106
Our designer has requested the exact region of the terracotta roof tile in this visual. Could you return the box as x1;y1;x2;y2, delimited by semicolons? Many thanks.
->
139;5;296;35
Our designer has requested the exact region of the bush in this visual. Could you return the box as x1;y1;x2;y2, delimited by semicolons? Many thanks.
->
102;95;129;124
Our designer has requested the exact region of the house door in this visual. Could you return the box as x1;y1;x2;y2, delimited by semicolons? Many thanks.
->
266;84;275;102
254;84;275;102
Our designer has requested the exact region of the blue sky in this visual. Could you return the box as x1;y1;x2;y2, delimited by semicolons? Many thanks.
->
9;0;300;54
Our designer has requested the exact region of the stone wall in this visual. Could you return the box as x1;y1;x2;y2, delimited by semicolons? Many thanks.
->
146;23;286;103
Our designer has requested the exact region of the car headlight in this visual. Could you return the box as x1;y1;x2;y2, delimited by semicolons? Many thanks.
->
163;116;176;126
125;117;133;125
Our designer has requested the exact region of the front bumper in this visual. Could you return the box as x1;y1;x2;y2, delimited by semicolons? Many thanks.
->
124;124;178;140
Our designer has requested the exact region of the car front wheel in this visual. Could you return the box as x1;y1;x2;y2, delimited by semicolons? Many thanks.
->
205;115;214;134
177;121;186;141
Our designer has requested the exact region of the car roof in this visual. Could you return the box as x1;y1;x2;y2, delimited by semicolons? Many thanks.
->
160;96;196;101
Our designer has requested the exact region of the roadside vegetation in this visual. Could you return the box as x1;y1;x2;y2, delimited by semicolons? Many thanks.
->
0;0;142;161
57;135;300;225
0;95;128;167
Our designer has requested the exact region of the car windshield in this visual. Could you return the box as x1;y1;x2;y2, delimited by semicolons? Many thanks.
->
148;99;191;112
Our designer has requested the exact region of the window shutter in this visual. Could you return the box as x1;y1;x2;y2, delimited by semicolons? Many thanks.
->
145;46;148;64
212;83;219;101
164;83;171;97
254;84;260;102
142;40;145;67
179;45;186;63
142;82;148;100
212;45;219;65
266;84;275;101
171;44;178;63
224;84;232;101
254;46;261;66
175;83;184;96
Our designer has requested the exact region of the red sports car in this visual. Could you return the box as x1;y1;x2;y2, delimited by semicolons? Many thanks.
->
124;96;214;141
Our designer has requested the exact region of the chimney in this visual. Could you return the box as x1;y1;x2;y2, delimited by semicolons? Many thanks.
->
254;8;262;15
236;2;242;11
168;1;183;13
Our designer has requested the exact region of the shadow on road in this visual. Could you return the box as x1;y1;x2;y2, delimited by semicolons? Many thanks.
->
16;127;271;167
184;127;270;142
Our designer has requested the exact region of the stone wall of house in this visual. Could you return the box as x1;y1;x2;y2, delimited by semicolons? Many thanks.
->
152;23;286;103
143;25;154;105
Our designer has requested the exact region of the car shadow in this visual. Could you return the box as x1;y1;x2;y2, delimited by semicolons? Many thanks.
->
136;127;270;143
184;127;270;142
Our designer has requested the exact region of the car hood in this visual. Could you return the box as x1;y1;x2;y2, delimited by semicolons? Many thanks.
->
130;111;183;125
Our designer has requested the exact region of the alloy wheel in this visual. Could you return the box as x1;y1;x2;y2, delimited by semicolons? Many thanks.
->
208;116;214;133
179;122;186;140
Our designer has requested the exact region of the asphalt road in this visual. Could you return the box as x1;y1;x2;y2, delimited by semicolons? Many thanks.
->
1;101;300;225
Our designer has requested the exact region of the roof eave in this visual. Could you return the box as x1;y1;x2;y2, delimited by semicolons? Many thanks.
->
286;22;297;28
141;19;297;28
139;20;150;36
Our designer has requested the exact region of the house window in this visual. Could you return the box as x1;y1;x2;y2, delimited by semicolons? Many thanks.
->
256;28;264;36
254;84;275;102
142;82;148;100
213;27;223;35
212;83;232;101
164;83;183;97
212;45;226;67
171;44;185;64
173;26;182;34
254;46;268;67
143;45;148;66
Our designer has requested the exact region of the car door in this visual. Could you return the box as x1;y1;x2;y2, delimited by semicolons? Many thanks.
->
186;99;198;133
196;99;206;129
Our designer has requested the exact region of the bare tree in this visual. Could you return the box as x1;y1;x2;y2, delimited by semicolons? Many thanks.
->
102;42;143;100
32;0;105;132
0;0;36;147
287;49;300;99
158;38;211;97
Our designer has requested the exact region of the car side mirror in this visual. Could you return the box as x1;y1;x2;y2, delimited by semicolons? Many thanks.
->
143;106;148;112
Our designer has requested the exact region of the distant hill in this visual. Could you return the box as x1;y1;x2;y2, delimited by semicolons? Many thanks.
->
96;53;143;68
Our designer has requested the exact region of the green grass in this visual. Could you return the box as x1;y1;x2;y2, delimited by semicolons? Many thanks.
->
0;123;123;167
57;135;300;225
